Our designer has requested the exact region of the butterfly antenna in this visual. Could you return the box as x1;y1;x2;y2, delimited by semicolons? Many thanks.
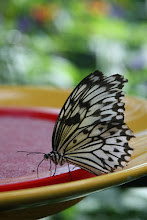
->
17;151;45;156
37;158;45;178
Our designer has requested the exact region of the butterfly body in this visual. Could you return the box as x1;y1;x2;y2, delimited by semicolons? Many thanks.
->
44;152;66;166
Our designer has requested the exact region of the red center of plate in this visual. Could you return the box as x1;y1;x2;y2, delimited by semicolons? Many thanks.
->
0;108;94;192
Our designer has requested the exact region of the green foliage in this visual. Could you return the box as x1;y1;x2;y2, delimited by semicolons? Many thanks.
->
0;0;147;97
47;188;147;220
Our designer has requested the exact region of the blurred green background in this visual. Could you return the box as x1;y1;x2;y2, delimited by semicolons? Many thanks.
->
0;0;147;97
0;0;146;219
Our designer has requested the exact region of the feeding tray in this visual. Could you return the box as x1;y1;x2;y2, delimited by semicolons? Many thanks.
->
0;86;146;219
0;107;95;192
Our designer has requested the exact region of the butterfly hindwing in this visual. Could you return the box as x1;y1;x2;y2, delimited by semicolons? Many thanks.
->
64;124;134;175
52;70;134;175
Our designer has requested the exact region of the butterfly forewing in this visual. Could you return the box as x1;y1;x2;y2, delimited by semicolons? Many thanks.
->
52;71;104;151
52;70;134;175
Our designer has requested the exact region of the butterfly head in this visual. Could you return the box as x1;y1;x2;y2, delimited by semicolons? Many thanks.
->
43;151;58;165
44;153;50;160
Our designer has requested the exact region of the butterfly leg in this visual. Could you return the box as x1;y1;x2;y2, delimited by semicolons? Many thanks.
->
49;159;52;176
53;164;57;176
68;163;72;181
71;166;77;170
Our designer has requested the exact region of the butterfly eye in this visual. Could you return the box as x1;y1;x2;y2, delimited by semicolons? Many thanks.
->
44;154;50;160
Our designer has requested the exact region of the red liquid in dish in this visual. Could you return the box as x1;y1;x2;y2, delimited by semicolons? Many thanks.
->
0;108;94;192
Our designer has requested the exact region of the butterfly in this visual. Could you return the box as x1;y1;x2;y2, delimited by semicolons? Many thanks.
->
19;70;134;177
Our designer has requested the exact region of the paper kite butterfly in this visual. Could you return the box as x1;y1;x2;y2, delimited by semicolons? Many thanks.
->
19;70;134;176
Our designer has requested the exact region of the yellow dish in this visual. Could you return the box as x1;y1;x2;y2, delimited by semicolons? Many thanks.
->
0;86;146;219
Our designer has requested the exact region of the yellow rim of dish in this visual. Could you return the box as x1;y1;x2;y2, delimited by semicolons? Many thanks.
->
0;86;146;208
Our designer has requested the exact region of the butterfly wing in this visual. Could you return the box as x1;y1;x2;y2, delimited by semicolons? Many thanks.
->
52;70;134;175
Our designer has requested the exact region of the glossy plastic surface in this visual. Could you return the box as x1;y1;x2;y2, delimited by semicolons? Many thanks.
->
0;86;146;219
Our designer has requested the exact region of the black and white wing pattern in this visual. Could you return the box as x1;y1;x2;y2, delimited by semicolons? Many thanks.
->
52;70;134;175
